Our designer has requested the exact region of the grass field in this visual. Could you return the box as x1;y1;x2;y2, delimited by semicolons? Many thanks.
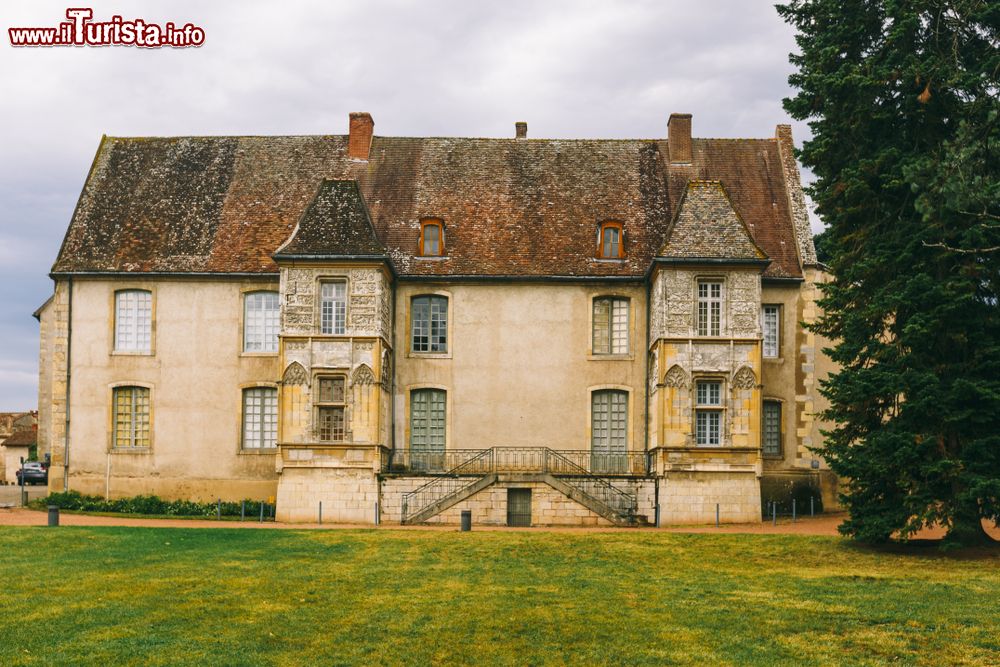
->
1;528;997;666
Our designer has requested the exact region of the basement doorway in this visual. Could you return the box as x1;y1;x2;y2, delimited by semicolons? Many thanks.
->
507;488;532;527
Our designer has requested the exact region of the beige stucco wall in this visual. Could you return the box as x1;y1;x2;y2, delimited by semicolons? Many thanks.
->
760;281;802;469
3;445;31;484
393;282;647;454
60;278;281;501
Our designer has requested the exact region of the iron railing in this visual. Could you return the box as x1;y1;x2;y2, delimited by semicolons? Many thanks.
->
389;448;647;476
399;447;640;524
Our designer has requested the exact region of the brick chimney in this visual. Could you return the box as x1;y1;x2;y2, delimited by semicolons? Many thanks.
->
348;112;374;160
515;121;527;139
668;113;692;164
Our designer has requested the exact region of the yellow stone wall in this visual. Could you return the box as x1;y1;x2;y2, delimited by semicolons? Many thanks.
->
393;282;647;453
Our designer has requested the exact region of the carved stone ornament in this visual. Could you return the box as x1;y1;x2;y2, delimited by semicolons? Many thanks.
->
351;363;376;386
732;366;757;389
663;364;688;389
380;350;392;387
282;361;308;386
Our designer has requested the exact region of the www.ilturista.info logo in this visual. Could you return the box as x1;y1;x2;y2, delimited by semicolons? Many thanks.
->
9;8;205;48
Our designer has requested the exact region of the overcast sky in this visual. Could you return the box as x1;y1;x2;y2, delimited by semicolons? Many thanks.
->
0;0;819;411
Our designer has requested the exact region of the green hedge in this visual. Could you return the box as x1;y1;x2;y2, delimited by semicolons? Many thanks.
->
36;490;273;518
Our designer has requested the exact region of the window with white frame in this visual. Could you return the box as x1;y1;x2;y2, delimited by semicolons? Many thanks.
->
763;400;782;456
316;376;346;442
762;305;780;358
242;387;277;449
593;297;629;355
244;291;280;352
320;281;347;335
411;295;448;353
697;280;723;337
113;386;150;448
114;290;152;353
695;379;723;446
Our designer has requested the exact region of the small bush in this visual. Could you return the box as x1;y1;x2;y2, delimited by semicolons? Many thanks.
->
36;490;272;518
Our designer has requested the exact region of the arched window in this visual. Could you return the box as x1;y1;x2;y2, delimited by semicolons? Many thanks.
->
410;388;446;470
592;297;629;354
242;387;277;449
420;219;445;256
411;295;448;353
597;222;625;259
114;289;152;353
113;386;151;448
243;291;279;352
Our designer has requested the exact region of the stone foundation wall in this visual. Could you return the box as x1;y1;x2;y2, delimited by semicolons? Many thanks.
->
658;471;761;524
381;476;656;526
276;467;378;523
66;475;278;504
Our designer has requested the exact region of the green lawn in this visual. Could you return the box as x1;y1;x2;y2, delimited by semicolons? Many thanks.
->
1;528;997;666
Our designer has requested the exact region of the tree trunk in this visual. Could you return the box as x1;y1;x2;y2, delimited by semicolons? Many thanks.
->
945;505;995;547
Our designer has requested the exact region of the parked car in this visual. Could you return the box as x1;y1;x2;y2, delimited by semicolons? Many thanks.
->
16;462;47;486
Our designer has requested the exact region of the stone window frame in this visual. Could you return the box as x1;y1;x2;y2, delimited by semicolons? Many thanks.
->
762;398;784;458
241;289;281;355
596;221;626;260
586;384;635;452
404;383;451;454
317;276;349;336
418;218;446;258
693;376;727;447
111;287;155;356
407;290;452;359
762;304;781;359
694;276;726;338
589;294;632;358
314;373;348;443
107;382;154;453
239;383;278;453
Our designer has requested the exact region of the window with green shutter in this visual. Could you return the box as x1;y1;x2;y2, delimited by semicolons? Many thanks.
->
410;389;446;453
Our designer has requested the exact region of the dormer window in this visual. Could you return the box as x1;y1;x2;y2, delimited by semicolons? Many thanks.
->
420;219;444;257
597;221;624;259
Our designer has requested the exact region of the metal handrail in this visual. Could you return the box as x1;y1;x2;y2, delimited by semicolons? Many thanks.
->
399;447;640;523
388;448;647;476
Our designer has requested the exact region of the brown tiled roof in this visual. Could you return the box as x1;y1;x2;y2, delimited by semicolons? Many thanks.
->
52;134;805;278
2;429;36;447
659;180;768;262
275;180;387;259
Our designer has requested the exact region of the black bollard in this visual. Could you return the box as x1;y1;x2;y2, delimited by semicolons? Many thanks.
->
460;510;472;532
48;505;59;527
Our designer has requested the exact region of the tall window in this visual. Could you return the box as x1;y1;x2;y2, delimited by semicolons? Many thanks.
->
591;390;628;454
411;295;448;353
420;219;444;256
597;222;624;259
113;386;150;448
242;387;277;449
593;297;629;354
695;380;723;446
316;376;346;442
114;290;152;353
762;305;780;358
320;281;347;335
244;291;279;353
410;389;446;453
763;400;782;456
697;280;723;337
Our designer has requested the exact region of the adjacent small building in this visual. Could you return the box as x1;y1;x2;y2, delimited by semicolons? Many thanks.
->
35;113;835;525
0;412;38;484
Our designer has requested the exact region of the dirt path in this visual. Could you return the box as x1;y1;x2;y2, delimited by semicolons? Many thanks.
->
3;507;996;540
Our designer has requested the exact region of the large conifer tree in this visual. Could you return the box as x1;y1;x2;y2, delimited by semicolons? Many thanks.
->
777;0;999;545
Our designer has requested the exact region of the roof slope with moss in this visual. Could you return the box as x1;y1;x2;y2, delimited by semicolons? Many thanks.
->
52;134;806;278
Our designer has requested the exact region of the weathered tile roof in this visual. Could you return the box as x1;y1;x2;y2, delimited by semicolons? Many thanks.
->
52;133;806;278
2;428;36;447
659;180;768;262
274;180;387;259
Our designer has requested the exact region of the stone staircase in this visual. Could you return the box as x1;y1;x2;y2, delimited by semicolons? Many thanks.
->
399;447;642;526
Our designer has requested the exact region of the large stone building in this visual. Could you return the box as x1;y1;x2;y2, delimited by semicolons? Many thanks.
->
36;113;834;525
